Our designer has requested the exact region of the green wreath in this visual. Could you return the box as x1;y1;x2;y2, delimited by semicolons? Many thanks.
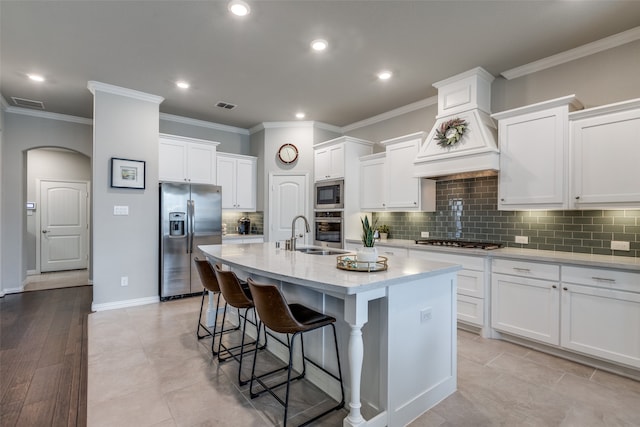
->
435;118;467;148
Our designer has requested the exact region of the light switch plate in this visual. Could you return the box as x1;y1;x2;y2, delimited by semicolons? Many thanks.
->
113;205;129;216
515;235;529;244
611;241;630;251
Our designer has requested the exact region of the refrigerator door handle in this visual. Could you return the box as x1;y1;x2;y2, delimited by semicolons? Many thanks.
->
188;199;195;253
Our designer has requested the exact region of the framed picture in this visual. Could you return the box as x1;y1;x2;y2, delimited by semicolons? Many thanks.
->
111;158;145;189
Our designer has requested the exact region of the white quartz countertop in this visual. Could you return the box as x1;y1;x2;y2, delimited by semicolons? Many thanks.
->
199;243;461;296
222;233;264;240
347;238;640;271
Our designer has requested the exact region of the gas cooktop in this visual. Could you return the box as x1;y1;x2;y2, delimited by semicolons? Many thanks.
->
414;239;503;250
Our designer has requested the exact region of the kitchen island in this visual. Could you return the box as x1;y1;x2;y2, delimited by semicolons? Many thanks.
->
199;243;461;427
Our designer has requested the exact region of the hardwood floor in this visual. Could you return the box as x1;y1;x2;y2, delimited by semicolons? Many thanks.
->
0;285;92;426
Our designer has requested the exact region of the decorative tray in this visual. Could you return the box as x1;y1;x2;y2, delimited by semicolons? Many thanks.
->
336;255;388;272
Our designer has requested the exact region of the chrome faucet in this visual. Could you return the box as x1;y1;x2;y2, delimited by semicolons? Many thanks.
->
288;215;310;251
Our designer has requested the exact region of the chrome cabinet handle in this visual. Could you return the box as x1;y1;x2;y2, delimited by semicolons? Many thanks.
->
42;230;48;234
575;196;580;200
513;267;531;272
563;287;568;291
592;276;616;283
552;285;557;289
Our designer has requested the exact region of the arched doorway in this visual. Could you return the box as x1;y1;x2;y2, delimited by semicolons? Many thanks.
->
24;147;91;291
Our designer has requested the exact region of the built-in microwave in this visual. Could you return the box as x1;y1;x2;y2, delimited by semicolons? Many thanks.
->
314;179;344;210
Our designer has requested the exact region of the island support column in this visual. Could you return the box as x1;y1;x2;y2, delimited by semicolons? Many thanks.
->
343;288;386;427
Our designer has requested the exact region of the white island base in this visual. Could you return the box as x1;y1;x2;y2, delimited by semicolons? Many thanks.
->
200;243;459;427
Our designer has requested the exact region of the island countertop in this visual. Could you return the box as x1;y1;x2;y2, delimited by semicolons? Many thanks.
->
199;243;460;296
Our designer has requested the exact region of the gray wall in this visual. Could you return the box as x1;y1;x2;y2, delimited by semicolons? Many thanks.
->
0;107;4;293
91;87;161;307
159;117;250;155
1;113;92;293
26;148;91;270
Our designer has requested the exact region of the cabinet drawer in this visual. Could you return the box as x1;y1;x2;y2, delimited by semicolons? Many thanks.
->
409;249;484;270
562;266;640;293
492;258;560;281
376;245;408;257
458;269;485;299
457;294;484;327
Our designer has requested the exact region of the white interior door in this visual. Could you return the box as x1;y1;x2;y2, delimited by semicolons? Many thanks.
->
40;180;89;272
269;174;308;243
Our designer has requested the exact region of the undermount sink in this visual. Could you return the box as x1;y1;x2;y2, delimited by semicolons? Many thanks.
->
296;248;349;256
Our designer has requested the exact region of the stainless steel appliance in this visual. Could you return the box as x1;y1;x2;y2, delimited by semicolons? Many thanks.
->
414;239;502;250
160;182;222;300
314;179;344;210
314;211;343;248
237;217;250;234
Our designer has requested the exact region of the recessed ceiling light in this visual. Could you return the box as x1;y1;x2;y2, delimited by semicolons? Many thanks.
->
377;70;393;80
176;81;190;89
228;0;250;16
295;112;306;119
28;74;45;82
310;39;328;52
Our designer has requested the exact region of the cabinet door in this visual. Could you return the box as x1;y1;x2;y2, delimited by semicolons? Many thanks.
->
491;273;560;345
315;144;344;181
217;156;236;209
235;158;256;210
328;144;345;179
159;139;188;182
561;283;640;368
498;106;567;209
187;143;216;184
360;157;386;210
386;139;420;209
571;108;640;208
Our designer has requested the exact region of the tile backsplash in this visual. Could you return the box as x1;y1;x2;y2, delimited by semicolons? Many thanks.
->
222;211;264;235
372;176;640;257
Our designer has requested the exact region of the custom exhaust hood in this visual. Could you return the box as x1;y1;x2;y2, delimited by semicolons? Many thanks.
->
414;67;499;180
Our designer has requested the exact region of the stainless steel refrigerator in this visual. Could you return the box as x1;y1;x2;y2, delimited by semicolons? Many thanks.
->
160;182;222;300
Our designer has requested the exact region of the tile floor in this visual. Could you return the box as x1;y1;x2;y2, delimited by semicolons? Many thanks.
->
23;269;89;292
87;295;640;427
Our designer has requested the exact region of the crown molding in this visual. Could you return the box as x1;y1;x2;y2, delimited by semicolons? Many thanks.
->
501;26;640;80
249;120;341;135
4;106;93;125
341;96;437;133
159;112;250;135
87;81;164;104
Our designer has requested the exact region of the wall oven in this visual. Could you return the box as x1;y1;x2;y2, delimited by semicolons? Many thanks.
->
314;211;343;248
314;179;344;210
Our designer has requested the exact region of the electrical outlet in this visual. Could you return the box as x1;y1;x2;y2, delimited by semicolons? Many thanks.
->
515;235;529;244
611;241;630;251
421;231;430;238
120;276;128;286
420;307;432;323
113;205;129;216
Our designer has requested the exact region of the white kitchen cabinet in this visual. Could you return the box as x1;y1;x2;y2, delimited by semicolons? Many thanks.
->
491;259;561;345
560;266;640;368
159;134;219;184
359;133;436;212
359;153;386;210
569;99;640;209
223;235;264;244
492;95;581;210
216;153;257;211
411;249;488;329
314;142;345;181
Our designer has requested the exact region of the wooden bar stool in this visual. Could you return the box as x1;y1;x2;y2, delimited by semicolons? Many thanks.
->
193;258;239;356
247;277;345;427
213;264;265;386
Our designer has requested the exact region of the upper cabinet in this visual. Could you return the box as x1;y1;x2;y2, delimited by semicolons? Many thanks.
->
359;132;436;212
492;95;582;210
159;134;219;184
569;99;640;209
216;153;257;211
314;142;345;181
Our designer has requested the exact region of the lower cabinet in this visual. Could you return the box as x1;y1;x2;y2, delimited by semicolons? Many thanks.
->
560;266;640;368
491;260;560;345
222;236;264;244
492;259;640;369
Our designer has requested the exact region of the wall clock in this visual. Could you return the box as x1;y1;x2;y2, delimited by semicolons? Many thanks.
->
277;143;299;164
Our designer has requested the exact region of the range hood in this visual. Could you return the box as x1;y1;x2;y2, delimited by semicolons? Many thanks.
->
414;67;499;179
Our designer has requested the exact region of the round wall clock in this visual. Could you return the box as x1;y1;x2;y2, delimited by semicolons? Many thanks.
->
277;143;299;164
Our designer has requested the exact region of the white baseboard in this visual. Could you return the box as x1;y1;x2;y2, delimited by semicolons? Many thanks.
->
2;286;25;296
91;296;159;312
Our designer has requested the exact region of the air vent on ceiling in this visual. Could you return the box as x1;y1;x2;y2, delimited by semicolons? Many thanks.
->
215;101;237;110
11;97;45;110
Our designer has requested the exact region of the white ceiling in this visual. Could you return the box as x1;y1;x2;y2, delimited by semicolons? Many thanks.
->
2;1;640;129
